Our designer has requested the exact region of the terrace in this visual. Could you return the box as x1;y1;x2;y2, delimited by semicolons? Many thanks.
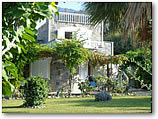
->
54;12;91;24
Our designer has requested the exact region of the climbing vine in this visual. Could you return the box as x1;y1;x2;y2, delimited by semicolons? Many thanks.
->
2;2;58;97
53;36;89;97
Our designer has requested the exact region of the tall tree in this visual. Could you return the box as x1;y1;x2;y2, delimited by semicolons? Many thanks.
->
2;2;58;97
84;2;152;47
84;2;152;90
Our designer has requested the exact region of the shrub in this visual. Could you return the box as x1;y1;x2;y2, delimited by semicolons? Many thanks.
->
78;79;94;97
95;91;112;101
23;76;49;107
95;74;129;94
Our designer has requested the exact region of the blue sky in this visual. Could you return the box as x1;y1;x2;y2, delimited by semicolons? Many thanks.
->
57;2;84;11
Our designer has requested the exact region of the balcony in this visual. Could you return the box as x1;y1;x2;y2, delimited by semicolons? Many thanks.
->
54;12;91;24
46;40;113;56
83;40;114;56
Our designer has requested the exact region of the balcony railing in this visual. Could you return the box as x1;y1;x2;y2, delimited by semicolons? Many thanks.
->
83;41;113;56
54;12;91;24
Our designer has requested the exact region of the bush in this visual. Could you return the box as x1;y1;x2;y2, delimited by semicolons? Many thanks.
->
23;76;49;107
78;79;94;97
95;77;115;92
95;91;112;101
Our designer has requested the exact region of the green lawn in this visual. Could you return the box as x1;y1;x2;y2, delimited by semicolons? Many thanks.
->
2;96;152;113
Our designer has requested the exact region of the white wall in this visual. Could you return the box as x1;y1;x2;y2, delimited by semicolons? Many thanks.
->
79;62;88;80
30;58;51;79
92;65;106;77
57;26;92;40
71;62;88;93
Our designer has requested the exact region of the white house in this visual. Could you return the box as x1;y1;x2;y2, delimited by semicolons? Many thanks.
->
30;11;114;93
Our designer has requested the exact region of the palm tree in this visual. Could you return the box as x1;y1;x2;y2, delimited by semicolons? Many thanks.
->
84;2;152;47
84;3;127;31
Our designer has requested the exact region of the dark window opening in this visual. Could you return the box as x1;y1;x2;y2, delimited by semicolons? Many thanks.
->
65;32;72;39
88;63;91;75
56;82;59;86
58;71;60;75
38;40;44;44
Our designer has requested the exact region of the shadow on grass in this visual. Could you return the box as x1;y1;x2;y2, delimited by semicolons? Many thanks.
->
58;97;152;108
2;105;23;109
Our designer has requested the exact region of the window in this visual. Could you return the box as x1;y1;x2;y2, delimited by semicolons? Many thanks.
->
65;32;72;39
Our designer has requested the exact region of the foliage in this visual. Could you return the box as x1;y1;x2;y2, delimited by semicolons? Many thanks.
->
125;47;152;75
94;75;115;92
119;47;152;90
54;37;89;74
2;61;17;97
105;32;139;55
88;51;129;67
36;43;57;58
95;74;128;94
114;77;129;94
2;2;58;97
54;35;89;96
84;3;152;46
84;3;152;91
88;51;112;66
84;2;128;31
78;78;94;97
95;91;112;101
22;76;49;107
77;73;129;96
125;68;152;90
88;47;152;91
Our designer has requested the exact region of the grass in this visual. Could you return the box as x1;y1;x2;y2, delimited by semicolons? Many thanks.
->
2;95;152;113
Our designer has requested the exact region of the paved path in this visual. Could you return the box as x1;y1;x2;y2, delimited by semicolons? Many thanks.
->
128;88;152;96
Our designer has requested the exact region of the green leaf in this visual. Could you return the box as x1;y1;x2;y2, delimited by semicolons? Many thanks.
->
5;37;11;47
24;27;34;36
51;2;56;6
34;2;45;6
15;35;20;42
17;46;21;54
8;52;13;58
23;12;31;18
18;43;26;53
22;32;35;42
34;10;48;17
26;19;31;28
55;11;59;16
31;22;36;28
2;68;8;81
49;4;58;13
17;25;25;38
4;54;9;60
2;81;15;97
5;62;16;71
14;9;25;18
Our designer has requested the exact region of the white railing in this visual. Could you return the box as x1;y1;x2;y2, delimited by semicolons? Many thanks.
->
83;41;114;56
54;12;91;24
83;41;103;49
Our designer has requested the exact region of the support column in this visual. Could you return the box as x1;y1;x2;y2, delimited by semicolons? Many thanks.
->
48;19;51;42
111;42;114;56
107;63;110;78
101;21;104;47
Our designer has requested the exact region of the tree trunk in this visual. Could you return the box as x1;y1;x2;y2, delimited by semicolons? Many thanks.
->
68;72;72;98
107;63;110;78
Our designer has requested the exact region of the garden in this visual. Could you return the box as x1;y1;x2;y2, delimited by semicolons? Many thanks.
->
2;2;152;113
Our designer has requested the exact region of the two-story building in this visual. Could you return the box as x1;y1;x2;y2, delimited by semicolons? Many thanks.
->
30;10;114;94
